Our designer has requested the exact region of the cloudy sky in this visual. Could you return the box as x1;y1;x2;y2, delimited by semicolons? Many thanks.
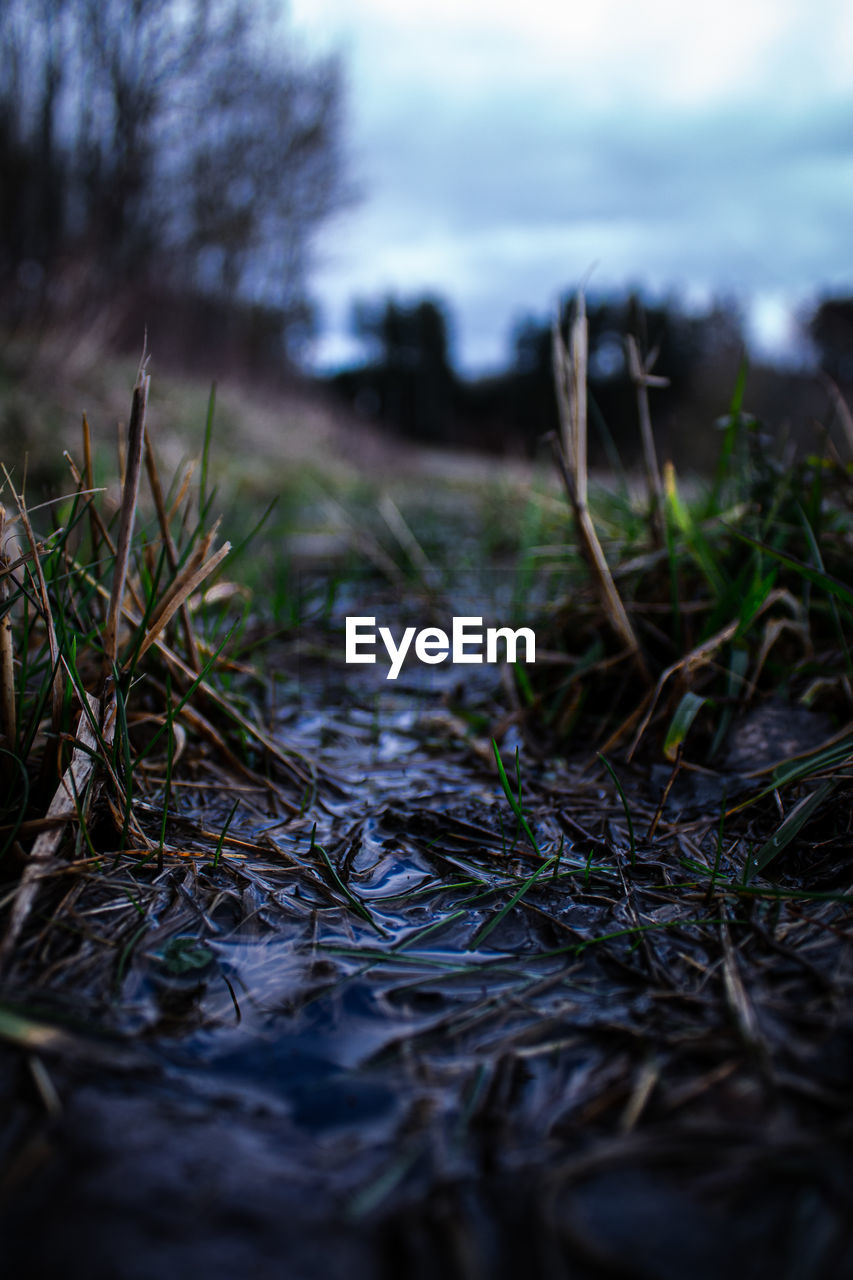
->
289;0;853;374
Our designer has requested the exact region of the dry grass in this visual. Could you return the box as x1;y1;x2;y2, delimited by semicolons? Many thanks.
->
0;358;317;975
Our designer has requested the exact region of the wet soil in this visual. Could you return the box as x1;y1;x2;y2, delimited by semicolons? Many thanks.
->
2;650;853;1279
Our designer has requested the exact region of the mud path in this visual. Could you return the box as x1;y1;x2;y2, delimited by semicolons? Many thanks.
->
2;656;852;1279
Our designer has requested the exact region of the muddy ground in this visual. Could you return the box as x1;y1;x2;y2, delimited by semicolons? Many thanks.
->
2;628;853;1279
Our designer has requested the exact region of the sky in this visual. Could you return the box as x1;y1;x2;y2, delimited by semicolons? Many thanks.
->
288;0;853;375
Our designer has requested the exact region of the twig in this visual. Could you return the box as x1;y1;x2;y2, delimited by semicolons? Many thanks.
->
103;364;149;681
552;294;648;679
549;430;648;679
0;507;17;758
719;908;768;1066
626;333;668;548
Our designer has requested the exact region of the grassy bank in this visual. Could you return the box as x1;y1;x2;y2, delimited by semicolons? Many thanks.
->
1;313;853;1278
1;307;852;956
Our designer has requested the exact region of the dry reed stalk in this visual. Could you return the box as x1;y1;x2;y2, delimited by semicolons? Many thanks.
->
626;585;807;761
103;366;148;681
619;1058;660;1133
719;909;765;1058
570;293;588;510
594;689;657;760
166;461;197;527
64;448;147;617
378;493;437;585
64;451;113;549
0;815;80;837
744;612;810;702
131;603;314;789
626;334;668;548
552;298;647;678
1;467;65;741
116;418;127;490
58;552;309;790
126;534;230;668
159;692;300;812
81;412;100;568
0;508;16;769
0;691;115;970
144;438;202;669
325;495;409;588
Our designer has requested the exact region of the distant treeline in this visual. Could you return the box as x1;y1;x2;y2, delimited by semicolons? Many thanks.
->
328;292;853;466
1;4;851;457
0;0;348;371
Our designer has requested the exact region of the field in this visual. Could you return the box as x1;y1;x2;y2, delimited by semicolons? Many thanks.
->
1;320;853;1278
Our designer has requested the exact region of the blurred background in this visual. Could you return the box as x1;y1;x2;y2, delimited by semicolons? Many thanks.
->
1;0;852;477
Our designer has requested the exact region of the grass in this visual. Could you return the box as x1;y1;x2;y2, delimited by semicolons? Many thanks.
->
1;306;851;968
529;297;853;821
3;330;853;1272
0;356;313;974
1;308;852;1174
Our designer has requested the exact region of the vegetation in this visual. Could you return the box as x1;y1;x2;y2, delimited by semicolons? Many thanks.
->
0;360;310;973
328;287;839;467
1;310;853;1275
2;307;852;950
535;297;853;765
3;7;853;1271
0;0;348;365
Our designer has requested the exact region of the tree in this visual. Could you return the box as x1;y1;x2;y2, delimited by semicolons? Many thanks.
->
0;0;349;355
338;295;458;441
808;298;853;384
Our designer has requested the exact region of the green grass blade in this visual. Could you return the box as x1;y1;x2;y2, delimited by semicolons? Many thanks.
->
708;354;749;511
597;753;636;865
663;691;710;761
309;825;388;935
212;798;240;868
665;464;727;598
469;857;556;950
796;501;853;673
492;739;541;856
200;381;216;518
728;529;853;608
751;778;837;878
